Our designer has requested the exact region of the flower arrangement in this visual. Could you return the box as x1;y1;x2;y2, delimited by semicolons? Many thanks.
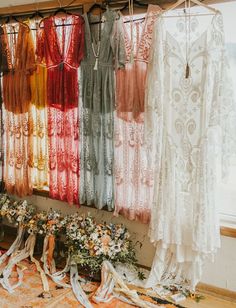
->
27;209;63;236
0;197;36;226
0;194;141;281
0;194;9;207
63;213;137;274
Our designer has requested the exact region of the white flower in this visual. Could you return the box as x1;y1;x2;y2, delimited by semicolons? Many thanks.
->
1;203;8;211
90;233;98;241
10;209;16;216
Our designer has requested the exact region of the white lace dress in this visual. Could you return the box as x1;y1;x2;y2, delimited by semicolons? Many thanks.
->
145;11;236;288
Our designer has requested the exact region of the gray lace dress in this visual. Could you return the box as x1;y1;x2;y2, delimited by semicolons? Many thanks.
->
79;9;125;210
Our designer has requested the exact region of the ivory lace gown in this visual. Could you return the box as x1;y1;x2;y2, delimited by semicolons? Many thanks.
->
114;5;161;223
145;11;236;287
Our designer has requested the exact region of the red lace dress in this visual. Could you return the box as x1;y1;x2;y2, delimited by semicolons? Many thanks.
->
37;15;84;204
114;5;161;223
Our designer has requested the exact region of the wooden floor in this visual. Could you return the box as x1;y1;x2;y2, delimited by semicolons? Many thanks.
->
1;237;235;308
183;293;236;308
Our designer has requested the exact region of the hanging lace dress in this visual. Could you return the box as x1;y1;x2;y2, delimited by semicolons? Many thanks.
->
79;9;125;210
37;15;84;204
145;11;236;288
114;5;161;223
28;20;48;190
1;22;36;196
0;26;8;191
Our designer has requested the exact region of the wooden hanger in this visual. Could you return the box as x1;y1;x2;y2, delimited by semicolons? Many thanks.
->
120;0;148;12
4;13;30;33
30;10;44;20
53;7;72;16
164;0;219;15
87;2;106;15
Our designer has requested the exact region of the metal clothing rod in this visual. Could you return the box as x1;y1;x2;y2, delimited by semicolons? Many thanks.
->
163;12;216;17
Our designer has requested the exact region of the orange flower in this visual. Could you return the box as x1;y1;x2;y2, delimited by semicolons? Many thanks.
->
101;235;111;246
47;220;56;226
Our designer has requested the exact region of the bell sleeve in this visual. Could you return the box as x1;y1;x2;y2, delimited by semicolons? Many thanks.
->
217;47;236;179
77;18;85;66
36;25;45;64
111;14;126;70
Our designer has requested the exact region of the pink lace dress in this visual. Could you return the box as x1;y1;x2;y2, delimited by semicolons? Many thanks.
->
116;5;161;123
114;5;161;223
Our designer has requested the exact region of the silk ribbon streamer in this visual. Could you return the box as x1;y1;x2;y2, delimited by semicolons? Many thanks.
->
0;234;50;295
93;261;156;308
51;253;72;287
0;224;25;269
70;264;93;308
41;235;71;288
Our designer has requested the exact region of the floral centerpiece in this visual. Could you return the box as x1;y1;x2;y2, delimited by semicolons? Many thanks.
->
27;209;64;276
63;213;137;276
27;211;48;235
0;198;36;226
27;209;63;236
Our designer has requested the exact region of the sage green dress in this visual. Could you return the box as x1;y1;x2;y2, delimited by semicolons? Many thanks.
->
79;9;125;210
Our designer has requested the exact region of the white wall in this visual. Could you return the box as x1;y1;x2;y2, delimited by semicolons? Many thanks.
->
22;194;236;292
201;236;236;292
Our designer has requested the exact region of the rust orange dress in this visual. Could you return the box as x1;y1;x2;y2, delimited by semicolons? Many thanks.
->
0;22;36;196
36;15;84;204
2;22;35;114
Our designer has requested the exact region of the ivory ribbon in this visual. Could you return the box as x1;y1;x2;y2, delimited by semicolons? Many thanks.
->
0;234;50;295
70;264;93;308
93;261;157;308
41;235;71;289
51;253;71;287
0;224;25;269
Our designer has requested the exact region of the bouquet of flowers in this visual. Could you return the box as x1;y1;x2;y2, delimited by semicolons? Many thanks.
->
0;194;9;208
27;209;63;235
0;198;36;226
64;213;137;274
27;211;48;235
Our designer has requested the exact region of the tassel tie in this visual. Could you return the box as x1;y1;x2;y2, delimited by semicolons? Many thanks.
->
92;41;101;71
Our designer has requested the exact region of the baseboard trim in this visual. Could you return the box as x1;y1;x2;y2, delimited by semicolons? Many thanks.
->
197;283;236;302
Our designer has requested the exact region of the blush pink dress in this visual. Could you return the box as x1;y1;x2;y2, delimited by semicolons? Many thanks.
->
115;5;161;123
114;5;161;223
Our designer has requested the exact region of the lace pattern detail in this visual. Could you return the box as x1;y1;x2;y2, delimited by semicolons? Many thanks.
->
36;16;84;204
79;9;125;210
145;12;236;288
3;107;32;196
114;5;160;222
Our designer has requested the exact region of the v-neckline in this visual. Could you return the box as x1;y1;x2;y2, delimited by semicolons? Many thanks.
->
120;4;151;57
160;11;221;61
4;22;22;69
51;15;75;60
84;10;107;46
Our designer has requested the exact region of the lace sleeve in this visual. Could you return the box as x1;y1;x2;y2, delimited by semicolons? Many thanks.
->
36;25;45;63
26;30;36;74
144;18;164;161
76;18;85;66
110;14;126;70
218;48;236;178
